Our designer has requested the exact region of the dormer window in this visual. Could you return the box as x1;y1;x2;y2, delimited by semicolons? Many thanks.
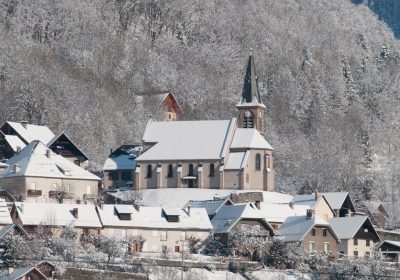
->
114;205;133;221
162;208;180;222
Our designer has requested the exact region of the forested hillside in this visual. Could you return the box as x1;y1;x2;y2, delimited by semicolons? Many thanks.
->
1;0;400;201
352;0;400;38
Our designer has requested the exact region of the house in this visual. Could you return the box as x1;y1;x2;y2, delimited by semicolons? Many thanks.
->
378;240;400;262
329;216;380;258
0;198;12;227
11;202;102;238
321;192;357;217
102;145;140;190
0;267;47;280
0;224;28;241
135;54;274;191
0;141;100;203
211;204;277;240
184;198;233;219
96;204;212;253
0;121;88;167
278;213;340;260
292;193;335;221
364;201;388;228
137;91;182;122
36;262;55;279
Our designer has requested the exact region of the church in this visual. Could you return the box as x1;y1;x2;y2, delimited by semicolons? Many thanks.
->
134;53;275;191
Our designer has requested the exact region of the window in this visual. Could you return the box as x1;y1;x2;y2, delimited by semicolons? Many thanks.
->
354;251;358;258
121;171;131;180
209;164;215;177
86;186;91;194
147;165;152;178
243;111;254;128
266;155;270;170
366;239;370;247
175;245;180;253
311;228;316;236
161;230;167;241
74;160;80;166
110;171;119;180
309;241;315;252
365;251;370;257
255;154;261;171
168;164;173;178
323;242;330;254
323;228;327;237
354;239;358;246
246;174;249;183
188;164;194;176
31;182;36;190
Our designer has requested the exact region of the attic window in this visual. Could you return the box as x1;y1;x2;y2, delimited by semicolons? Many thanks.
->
115;205;133;221
163;208;180;223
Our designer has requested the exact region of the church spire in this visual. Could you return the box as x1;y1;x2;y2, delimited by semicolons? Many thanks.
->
241;49;262;105
236;50;266;135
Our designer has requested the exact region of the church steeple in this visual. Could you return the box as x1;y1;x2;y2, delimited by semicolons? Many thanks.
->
236;50;266;134
241;49;262;104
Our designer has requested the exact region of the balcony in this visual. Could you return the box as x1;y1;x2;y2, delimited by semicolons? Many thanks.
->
27;189;42;196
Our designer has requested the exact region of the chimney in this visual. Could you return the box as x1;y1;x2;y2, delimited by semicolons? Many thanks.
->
46;149;51;159
8;266;14;275
289;202;294;209
16;146;21;154
12;164;19;174
255;200;261;210
306;209;314;219
72;208;78;219
20;203;24;213
21;121;28;129
314;190;318;201
187;206;191;216
133;202;140;211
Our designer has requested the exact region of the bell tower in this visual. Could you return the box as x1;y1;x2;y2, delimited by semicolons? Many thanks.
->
236;50;266;135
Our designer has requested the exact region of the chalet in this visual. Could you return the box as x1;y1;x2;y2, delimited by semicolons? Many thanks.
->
36;262;56;279
278;213;340;260
102;145;140;190
96;204;212;253
0;267;47;280
0;141;100;203
211;204;277;238
138;90;182;122
321;192;357;217
11;202;102;237
329;216;380;258
292;193;335;221
378;240;400;262
0;121;88;167
135;54;274;191
184;198;233;219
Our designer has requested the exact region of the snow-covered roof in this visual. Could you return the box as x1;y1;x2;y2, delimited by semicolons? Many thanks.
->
6;121;55;144
321;192;351;210
14;202;102;228
4;135;26;152
47;132;89;161
0;267;46;280
0;162;8;168
0;224;27;240
97;204;212;230
256;202;309;223
379;240;400;249
103;154;136;171
0;199;12;225
211;204;276;234
328;216;371;240
230;129;273;150
110;189;293;209
184;198;231;217
137;119;236;161
278;215;336;242
0;141;100;180
224;151;249;170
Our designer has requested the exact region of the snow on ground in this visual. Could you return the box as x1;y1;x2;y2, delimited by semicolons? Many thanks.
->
247;269;312;280
110;188;293;208
149;266;245;280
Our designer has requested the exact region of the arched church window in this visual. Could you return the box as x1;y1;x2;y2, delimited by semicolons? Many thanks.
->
255;154;261;171
243;110;254;128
